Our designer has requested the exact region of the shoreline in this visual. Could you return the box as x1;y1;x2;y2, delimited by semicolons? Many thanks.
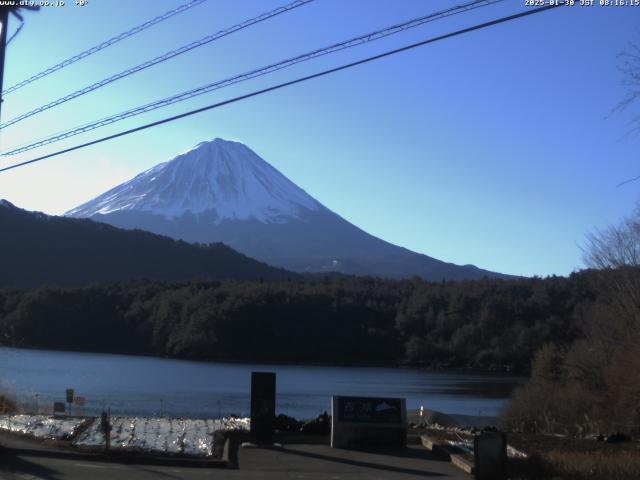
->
407;408;499;429
0;345;528;376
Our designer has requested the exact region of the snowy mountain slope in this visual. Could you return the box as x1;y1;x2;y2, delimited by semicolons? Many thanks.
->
67;138;321;222
67;138;509;281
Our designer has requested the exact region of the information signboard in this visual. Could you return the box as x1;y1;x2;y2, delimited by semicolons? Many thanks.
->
331;395;406;449
336;396;403;424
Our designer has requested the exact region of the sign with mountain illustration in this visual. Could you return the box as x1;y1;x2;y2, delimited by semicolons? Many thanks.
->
331;395;407;448
336;396;403;424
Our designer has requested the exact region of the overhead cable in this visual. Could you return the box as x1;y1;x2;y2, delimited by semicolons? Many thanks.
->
0;0;313;130
2;0;504;154
0;3;562;174
2;0;209;96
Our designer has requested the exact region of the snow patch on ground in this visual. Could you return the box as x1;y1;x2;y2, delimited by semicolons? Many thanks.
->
0;415;249;458
74;416;249;457
0;414;85;440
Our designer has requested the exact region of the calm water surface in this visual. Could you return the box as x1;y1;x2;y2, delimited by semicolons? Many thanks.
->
0;347;523;419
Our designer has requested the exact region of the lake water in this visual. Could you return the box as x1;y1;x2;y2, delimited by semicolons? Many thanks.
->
0;347;523;419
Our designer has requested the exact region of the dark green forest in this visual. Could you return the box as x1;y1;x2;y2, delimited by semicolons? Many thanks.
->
0;268;629;373
0;200;295;289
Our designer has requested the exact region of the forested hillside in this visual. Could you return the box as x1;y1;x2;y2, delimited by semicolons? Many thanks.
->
0;200;296;288
1;268;627;372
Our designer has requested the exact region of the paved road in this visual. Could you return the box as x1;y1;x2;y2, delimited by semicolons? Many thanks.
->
0;435;469;479
232;444;470;479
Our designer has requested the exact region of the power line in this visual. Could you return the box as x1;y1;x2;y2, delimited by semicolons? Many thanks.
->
0;0;313;131
1;0;208;96
2;0;504;155
0;3;561;175
0;7;12;123
6;20;23;46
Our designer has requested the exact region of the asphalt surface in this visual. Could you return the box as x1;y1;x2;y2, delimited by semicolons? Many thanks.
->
0;433;469;479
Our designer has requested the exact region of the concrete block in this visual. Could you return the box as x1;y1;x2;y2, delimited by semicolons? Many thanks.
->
474;431;507;480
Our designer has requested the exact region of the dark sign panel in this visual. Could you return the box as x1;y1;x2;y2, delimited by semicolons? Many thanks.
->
336;396;402;424
53;402;66;413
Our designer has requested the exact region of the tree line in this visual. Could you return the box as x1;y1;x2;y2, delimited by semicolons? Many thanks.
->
505;210;640;436
0;267;628;373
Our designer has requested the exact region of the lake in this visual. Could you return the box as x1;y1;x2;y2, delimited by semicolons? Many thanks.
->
0;347;523;419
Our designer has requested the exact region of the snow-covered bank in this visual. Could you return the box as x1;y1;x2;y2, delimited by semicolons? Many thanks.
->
74;416;249;457
0;414;249;457
0;414;86;440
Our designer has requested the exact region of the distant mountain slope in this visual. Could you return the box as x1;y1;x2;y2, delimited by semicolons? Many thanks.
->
0;200;295;288
68;138;510;281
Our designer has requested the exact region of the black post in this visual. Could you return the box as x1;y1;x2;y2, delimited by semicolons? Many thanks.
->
66;388;74;416
100;410;111;453
0;8;9;122
250;372;276;445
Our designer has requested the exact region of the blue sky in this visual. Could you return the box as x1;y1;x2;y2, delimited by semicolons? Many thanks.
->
0;0;638;277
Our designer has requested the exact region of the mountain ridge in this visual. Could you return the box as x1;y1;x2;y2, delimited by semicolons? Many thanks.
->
67;138;512;281
0;199;297;289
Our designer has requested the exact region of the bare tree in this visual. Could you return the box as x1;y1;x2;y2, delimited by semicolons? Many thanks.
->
614;41;640;186
581;211;640;428
614;42;640;124
582;208;640;332
582;208;640;268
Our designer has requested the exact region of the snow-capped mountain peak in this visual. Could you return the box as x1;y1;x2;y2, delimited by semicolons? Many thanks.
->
67;138;321;223
65;137;509;281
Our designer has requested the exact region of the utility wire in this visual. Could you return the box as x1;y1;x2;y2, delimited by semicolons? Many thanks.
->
0;3;561;174
0;0;313;131
6;21;24;47
1;0;208;96
2;0;504;155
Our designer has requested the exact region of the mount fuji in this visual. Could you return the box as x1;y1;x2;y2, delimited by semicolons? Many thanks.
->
67;138;506;280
